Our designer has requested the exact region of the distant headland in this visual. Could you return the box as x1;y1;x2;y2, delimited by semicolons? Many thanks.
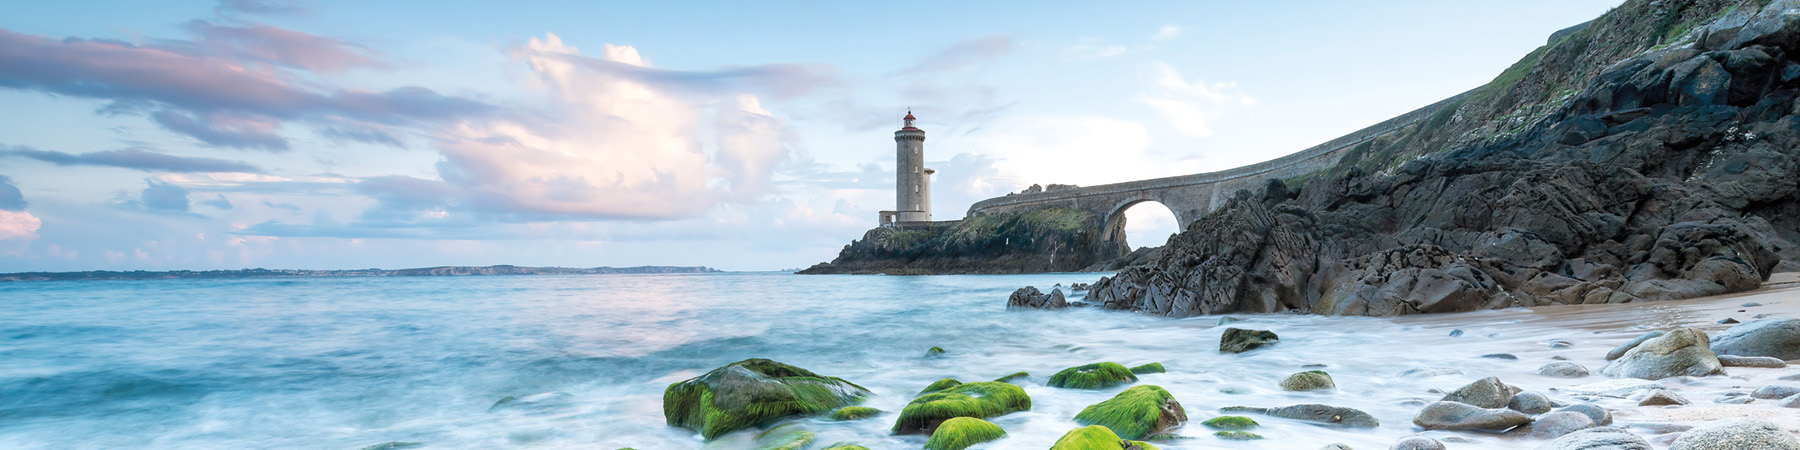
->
0;265;724;282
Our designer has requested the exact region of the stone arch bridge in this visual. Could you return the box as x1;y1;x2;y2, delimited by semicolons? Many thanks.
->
965;89;1475;249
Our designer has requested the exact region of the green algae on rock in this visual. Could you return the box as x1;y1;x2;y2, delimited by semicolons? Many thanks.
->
1220;328;1279;353
1050;425;1162;450
829;406;881;421
663;359;871;440
927;347;947;357
924;417;1007;450
995;371;1030;383
1279;371;1336;391
753;427;816;450
893;381;1032;435
1201;416;1259;430
1048;362;1138;389
920;378;964;395
820;444;869;450
1213;431;1264;440
1127;363;1165;374
1073;385;1188;440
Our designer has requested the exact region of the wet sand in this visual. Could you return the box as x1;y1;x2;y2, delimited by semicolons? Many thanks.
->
1392;273;1800;442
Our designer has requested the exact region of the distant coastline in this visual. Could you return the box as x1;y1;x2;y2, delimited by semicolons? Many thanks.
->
0;265;724;282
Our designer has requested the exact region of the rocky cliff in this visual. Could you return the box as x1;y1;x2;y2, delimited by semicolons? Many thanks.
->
799;207;1126;275
1070;0;1800;317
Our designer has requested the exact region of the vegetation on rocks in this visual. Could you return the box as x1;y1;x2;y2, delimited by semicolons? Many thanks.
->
923;417;1007;450
1278;371;1335;391
800;207;1120;275
1048;362;1139;389
1213;431;1264;441
1050;425;1162;450
829;406;881;421
920;378;963;395
1073;385;1188;440
662;359;871;439
1127;363;1165;374
892;381;1032;435
1201;416;1259;430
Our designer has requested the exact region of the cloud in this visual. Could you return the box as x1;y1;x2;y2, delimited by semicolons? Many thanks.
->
0;175;25;211
344;34;801;227
1137;62;1254;138
0;28;490;150
200;194;234;210
1067;44;1131;60
2;145;265;173
181;20;384;74
0;210;39;241
215;0;307;16
261;199;301;211
140;181;194;213
1152;25;1183;41
894;35;1017;76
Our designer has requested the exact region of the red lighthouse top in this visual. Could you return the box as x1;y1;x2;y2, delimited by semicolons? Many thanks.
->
901;110;919;130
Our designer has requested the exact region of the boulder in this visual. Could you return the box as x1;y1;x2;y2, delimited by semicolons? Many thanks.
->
924;417;1006;450
995;371;1030;383
1414;401;1533;431
1750;384;1800;399
821;445;868;450
1442;376;1523;409
1779;394;1800;408
1322;444;1354;450
1050;425;1160;450
1391;436;1445;450
1220;328;1279;353
1607;331;1665;361
1540;362;1591;378
1073;385;1188;440
1637;390;1689;406
1524;411;1597;439
1280;371;1337;391
829;406;881;421
1669;418;1800;450
1200;416;1259;430
1557;404;1612;426
663;359;872;439
1128;363;1166;374
1509;391;1554;414
1534;426;1653;450
1597;328;1724;380
920;378;963;395
892;381;1031;435
1709;318;1800;360
926;347;947;357
1008;286;1070;310
1220;404;1377;427
1049;362;1139;389
1718;355;1787;368
1214;431;1263;440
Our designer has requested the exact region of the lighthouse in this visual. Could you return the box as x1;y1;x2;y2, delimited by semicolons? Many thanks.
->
880;111;932;226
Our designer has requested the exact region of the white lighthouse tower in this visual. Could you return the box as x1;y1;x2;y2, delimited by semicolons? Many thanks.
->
880;110;932;226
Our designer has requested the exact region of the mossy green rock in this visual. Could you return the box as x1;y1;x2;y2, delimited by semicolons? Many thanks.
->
921;378;963;395
1048;362;1138;389
995;371;1030;383
753;427;816;450
927;347;947;357
1220;328;1279;353
829;406;881;421
1050;425;1162;450
1278;370;1335;391
1073;385;1188;440
663;359;872;440
820;444;868;450
1127;363;1165;375
1213;431;1263;440
1201;416;1259;430
892;381;1032;435
924;417;1007;450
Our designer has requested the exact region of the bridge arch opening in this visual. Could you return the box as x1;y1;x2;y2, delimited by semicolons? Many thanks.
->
1105;200;1180;252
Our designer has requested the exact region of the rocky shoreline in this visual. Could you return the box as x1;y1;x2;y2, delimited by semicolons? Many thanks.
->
605;274;1800;450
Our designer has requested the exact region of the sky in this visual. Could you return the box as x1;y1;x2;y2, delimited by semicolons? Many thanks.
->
0;0;1625;272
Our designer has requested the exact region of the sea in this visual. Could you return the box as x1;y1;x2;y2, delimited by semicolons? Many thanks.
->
0;272;1727;450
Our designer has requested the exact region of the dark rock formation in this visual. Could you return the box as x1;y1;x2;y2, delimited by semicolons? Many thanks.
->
1220;328;1280;353
1007;286;1069;310
800;207;1123;275
1065;0;1799;317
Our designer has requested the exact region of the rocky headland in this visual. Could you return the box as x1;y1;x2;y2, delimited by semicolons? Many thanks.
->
798;207;1127;275
1047;0;1800;317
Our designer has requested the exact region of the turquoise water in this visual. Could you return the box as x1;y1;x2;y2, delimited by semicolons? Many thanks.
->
0;273;1672;449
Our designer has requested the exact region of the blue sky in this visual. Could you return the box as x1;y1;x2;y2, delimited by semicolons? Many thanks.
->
0;0;1622;272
